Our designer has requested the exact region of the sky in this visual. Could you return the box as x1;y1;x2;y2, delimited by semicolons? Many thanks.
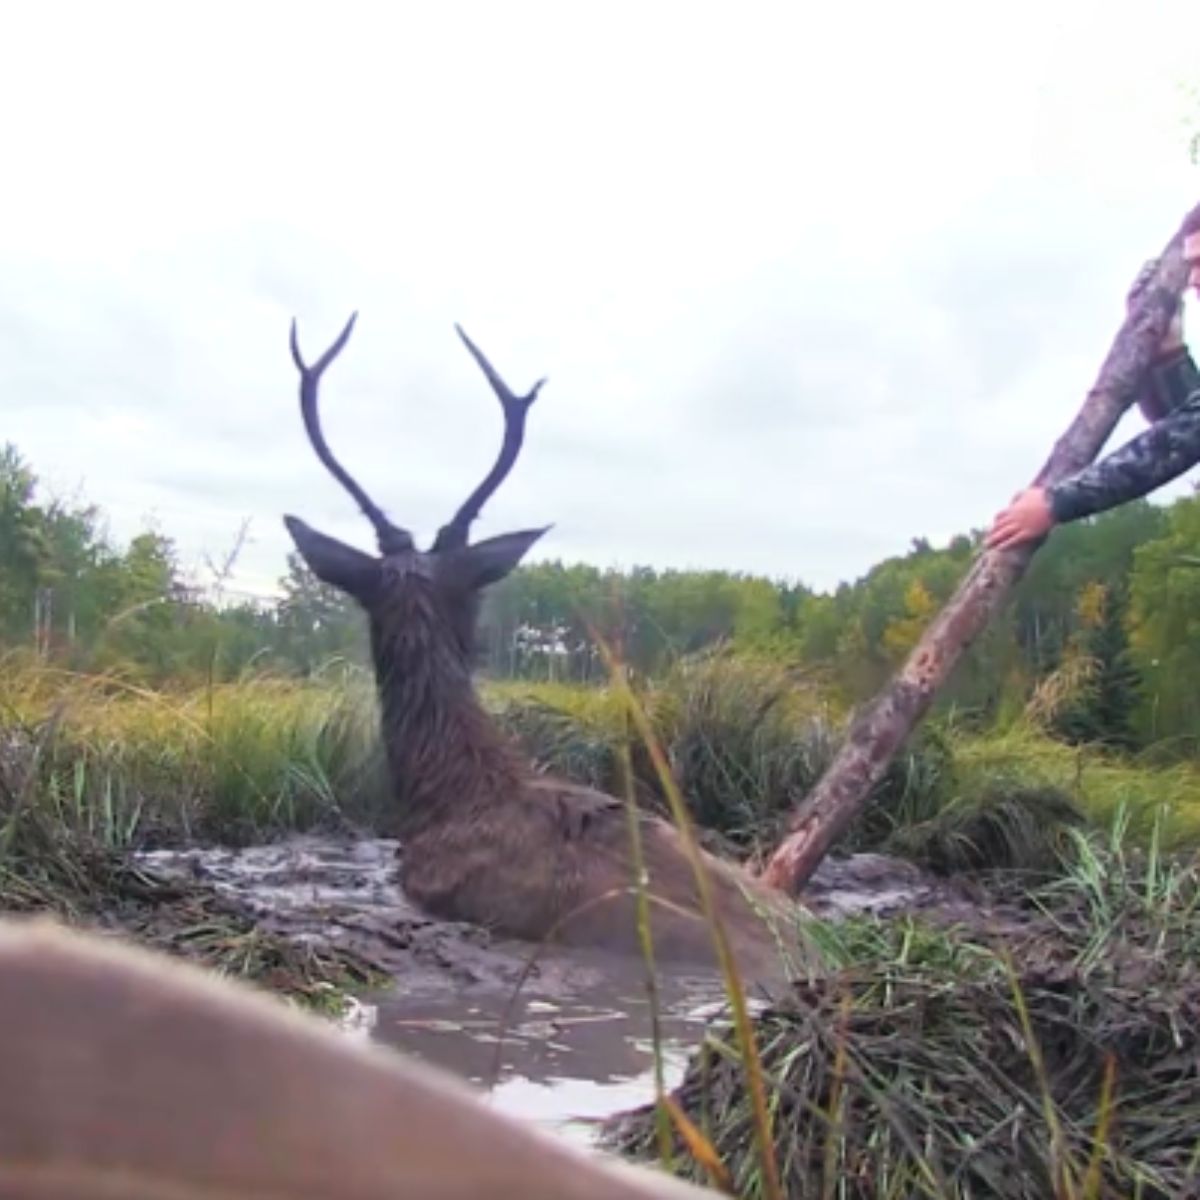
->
4;0;1200;600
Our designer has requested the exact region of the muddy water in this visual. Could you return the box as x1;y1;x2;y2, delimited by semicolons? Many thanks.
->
366;956;730;1146
135;836;945;1145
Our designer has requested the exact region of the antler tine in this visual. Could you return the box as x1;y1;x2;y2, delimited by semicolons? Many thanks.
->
433;325;547;551
290;314;413;555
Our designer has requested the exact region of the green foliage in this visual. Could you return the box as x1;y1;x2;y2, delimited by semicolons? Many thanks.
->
885;782;1085;874
497;675;1200;867
0;445;51;635
952;725;1200;850
4;644;1200;882
1048;585;1141;751
1127;492;1200;747
2;439;1199;765
645;653;839;849
0;660;388;847
273;551;368;673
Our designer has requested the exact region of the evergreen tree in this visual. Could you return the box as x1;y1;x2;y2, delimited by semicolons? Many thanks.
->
1051;583;1142;751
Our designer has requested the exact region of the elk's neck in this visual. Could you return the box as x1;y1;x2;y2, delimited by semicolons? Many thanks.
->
369;608;523;832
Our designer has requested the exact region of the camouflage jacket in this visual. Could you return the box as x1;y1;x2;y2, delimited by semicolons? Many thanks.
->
1047;347;1200;523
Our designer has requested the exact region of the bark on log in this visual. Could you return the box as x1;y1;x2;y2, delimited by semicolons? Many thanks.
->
762;199;1200;897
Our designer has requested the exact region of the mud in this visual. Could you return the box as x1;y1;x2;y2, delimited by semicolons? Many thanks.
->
135;838;979;996
136;837;535;995
134;835;985;1142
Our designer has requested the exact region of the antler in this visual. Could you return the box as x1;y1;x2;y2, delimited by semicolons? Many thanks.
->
290;314;413;555
432;326;546;551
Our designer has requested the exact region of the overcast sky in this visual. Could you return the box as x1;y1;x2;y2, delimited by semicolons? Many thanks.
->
4;0;1199;598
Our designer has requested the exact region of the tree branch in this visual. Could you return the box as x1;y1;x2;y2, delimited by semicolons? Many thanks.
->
762;199;1200;896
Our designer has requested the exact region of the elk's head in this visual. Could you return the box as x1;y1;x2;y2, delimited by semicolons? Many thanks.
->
283;315;549;660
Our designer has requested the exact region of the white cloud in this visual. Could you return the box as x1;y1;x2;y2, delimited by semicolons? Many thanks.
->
4;0;1199;596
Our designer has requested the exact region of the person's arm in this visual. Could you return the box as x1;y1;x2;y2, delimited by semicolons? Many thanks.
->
1046;385;1200;523
987;261;1198;551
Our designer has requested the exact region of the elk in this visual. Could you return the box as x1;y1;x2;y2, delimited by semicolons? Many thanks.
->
283;316;798;981
0;917;714;1199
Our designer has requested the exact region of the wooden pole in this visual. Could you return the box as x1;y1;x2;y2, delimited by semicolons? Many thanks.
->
762;200;1200;896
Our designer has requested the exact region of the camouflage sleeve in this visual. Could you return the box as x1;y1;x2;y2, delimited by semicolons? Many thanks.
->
1047;381;1200;523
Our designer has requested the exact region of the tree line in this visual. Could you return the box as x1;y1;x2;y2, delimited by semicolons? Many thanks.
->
3;440;1198;753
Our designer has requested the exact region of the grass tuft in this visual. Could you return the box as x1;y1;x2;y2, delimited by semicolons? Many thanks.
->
605;814;1200;1198
0;659;389;847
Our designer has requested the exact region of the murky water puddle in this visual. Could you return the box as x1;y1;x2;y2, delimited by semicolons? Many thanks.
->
366;958;732;1145
136;836;947;1143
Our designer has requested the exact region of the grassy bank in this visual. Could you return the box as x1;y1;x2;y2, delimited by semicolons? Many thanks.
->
0;653;389;847
605;816;1200;1197
2;650;1200;864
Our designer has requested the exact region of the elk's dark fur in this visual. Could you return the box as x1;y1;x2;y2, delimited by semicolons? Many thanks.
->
283;317;795;980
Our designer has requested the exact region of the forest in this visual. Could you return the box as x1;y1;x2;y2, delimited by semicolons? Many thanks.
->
5;436;1197;758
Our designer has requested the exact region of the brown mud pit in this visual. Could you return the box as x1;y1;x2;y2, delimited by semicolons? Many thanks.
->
131;836;1031;1144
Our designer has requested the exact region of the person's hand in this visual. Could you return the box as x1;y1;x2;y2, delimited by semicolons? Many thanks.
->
986;487;1055;551
1127;258;1185;355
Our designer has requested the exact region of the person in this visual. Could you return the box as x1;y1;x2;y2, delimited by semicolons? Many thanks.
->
986;213;1200;551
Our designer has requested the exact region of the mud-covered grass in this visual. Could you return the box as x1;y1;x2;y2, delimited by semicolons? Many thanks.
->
0;835;385;1015
604;813;1200;1198
0;845;383;1015
0;707;387;1013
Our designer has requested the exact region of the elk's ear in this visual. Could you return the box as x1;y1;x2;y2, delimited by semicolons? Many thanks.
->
283;516;381;599
440;527;551;592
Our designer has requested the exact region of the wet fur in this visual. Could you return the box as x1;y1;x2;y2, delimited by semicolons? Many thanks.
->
360;567;796;980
